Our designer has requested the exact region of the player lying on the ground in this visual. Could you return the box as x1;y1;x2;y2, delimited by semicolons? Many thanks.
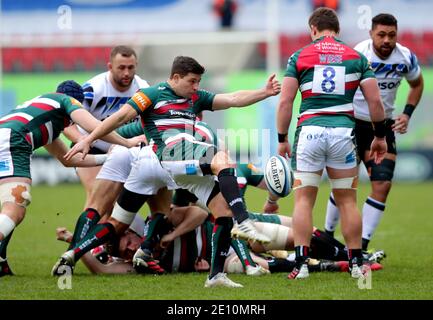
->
0;80;142;277
57;206;383;275
51;121;221;277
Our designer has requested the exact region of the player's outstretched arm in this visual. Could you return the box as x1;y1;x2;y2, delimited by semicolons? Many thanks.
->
212;74;281;110
65;104;138;160
45;138;108;167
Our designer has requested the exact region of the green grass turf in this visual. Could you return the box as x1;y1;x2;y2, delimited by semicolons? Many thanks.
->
1;182;432;300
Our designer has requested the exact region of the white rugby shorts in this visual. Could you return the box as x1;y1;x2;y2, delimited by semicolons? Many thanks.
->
292;125;357;172
96;145;139;183
124;146;178;195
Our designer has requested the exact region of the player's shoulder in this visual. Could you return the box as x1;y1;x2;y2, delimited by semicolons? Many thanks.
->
82;71;109;92
133;75;150;89
43;93;82;110
354;39;372;53
40;92;69;104
139;81;165;93
394;42;416;61
132;82;165;102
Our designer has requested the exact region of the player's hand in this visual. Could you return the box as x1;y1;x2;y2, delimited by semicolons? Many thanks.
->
277;141;291;159
160;233;176;249
392;114;410;134
126;135;147;148
263;200;279;213
64;137;91;160
56;227;73;243
194;257;210;272
369;137;387;164
265;74;281;96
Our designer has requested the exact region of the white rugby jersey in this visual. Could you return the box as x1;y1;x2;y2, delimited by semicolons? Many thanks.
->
353;39;421;121
79;71;149;152
82;71;149;120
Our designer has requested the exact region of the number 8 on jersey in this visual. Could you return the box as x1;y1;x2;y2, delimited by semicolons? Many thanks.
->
312;65;346;95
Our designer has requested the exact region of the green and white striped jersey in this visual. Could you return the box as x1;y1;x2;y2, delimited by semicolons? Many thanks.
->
127;82;215;157
285;36;375;128
0;93;82;150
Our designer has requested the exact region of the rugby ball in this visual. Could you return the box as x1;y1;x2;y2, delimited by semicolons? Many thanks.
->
264;155;293;198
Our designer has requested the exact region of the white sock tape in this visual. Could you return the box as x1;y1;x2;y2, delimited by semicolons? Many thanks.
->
0;214;16;238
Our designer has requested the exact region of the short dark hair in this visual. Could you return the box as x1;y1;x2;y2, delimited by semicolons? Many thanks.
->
308;7;340;34
110;45;137;61
372;13;398;29
170;56;205;78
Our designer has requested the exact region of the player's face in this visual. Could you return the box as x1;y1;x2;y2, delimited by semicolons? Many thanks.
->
109;54;137;89
118;231;142;261
370;24;397;59
172;73;201;98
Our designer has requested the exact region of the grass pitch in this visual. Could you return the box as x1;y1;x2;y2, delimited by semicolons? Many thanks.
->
1;182;433;300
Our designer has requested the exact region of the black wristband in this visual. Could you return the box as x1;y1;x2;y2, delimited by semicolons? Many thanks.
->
278;133;287;143
403;104;416;118
373;120;386;138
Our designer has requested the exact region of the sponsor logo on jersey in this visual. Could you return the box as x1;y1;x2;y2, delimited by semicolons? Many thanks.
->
378;80;401;90
169;109;195;119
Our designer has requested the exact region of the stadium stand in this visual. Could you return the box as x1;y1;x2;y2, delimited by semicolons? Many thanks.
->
1;46;111;72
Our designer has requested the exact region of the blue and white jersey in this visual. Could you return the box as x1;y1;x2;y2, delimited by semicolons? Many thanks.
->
82;71;149;120
79;71;149;152
353;39;421;121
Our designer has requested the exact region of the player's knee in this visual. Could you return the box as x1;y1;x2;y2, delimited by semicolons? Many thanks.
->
366;159;395;182
117;188;149;213
0;182;32;208
254;222;289;251
334;199;358;216
371;180;392;200
210;150;234;176
207;192;232;218
108;208;134;235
